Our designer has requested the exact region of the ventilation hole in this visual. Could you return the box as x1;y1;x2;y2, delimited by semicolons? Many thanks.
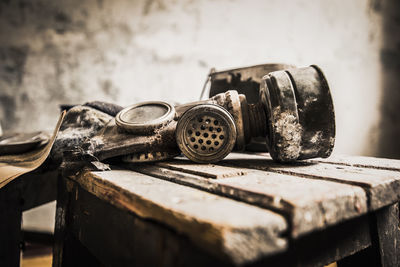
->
212;134;217;139
209;126;213;131
203;133;209;138
145;154;148;159
192;124;197;129
205;119;211;124
201;146;206;150
209;147;214;151
194;144;199;149
217;128;222;132
201;125;206;130
214;120;219;125
198;118;203;122
190;137;195;142
188;130;193;135
198;139;203;144
195;132;200;136
219;135;224;140
206;140;211;145
214;141;219;146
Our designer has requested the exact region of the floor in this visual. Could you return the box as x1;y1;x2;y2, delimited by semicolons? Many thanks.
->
21;242;52;267
21;255;52;267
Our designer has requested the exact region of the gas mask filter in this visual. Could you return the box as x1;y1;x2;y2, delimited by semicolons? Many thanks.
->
175;104;237;163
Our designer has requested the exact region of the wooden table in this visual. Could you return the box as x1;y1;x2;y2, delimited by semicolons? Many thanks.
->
0;168;58;266
53;153;400;266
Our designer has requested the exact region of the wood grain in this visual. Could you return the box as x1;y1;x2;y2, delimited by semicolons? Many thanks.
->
221;153;400;210
70;170;288;265
59;153;400;266
157;161;246;179
314;154;400;172
133;161;367;238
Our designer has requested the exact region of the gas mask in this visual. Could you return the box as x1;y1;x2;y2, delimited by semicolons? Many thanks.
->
80;64;335;164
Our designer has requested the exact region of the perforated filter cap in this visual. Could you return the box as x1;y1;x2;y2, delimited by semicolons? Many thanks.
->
176;104;237;163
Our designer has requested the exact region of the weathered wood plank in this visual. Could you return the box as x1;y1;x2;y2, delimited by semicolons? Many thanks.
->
69;170;288;265
131;161;367;238
214;171;367;237
252;152;400;172
291;213;372;267
314;154;400;172
338;204;400;267
157;161;246;179
220;153;400;211
67;184;230;267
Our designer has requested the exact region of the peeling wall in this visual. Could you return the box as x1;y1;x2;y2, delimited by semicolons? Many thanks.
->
0;0;399;158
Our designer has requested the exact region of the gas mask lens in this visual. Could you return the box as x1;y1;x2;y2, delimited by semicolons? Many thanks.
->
116;101;176;134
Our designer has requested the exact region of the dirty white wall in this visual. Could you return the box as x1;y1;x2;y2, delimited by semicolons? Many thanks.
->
0;0;399;158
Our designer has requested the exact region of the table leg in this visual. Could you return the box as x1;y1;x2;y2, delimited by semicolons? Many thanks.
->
0;186;22;267
374;203;400;267
53;176;71;267
53;177;101;267
338;203;400;267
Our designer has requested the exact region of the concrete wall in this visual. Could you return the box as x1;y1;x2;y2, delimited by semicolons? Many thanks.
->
0;0;399;158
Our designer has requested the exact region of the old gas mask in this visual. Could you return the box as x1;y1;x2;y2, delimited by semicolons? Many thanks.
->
82;65;335;164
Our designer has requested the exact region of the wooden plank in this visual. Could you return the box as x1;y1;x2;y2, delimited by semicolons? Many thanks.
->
291;213;372;267
66;183;230;267
69;170;288;265
252;152;400;172
131;162;367;238
339;204;400;267
157;161;246;179
314;154;400;172
214;171;367;237
220;153;400;210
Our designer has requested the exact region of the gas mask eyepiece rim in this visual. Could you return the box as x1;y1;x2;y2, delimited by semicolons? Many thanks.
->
176;104;237;163
116;101;176;134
